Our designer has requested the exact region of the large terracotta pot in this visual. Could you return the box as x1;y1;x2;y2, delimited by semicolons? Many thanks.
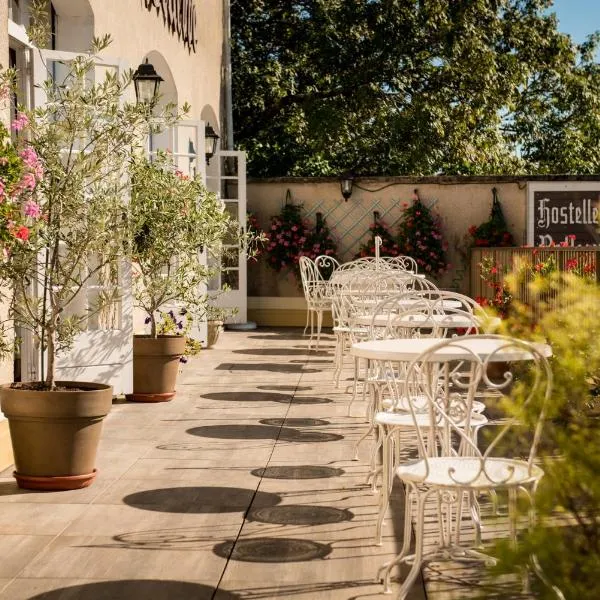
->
0;381;112;491
129;335;186;402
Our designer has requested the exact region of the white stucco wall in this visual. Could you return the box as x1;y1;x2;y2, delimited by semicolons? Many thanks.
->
88;0;223;128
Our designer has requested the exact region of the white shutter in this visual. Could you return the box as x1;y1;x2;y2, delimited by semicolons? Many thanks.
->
206;150;248;323
26;49;133;394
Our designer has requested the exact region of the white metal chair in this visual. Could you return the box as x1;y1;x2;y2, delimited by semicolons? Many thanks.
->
299;256;332;349
377;335;551;599
331;272;437;390
369;293;488;538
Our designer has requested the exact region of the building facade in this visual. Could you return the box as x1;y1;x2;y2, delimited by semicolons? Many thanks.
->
0;0;232;469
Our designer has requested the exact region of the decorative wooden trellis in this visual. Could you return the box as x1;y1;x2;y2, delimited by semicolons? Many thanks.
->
294;194;439;262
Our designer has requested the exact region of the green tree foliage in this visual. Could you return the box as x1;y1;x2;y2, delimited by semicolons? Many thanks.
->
232;0;600;177
490;274;600;599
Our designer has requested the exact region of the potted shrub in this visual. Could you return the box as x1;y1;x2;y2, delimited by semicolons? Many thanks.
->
0;35;163;490
204;304;237;348
128;151;232;401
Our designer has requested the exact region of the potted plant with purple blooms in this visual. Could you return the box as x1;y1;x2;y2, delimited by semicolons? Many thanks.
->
128;151;232;402
0;30;175;489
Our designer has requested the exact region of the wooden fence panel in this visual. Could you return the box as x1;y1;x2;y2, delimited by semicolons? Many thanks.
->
470;247;599;317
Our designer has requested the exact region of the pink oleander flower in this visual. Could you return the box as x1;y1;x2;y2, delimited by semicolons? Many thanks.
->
23;200;42;219
11;112;29;132
19;146;39;168
17;172;37;192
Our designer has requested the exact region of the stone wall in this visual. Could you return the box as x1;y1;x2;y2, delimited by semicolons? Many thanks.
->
246;175;599;326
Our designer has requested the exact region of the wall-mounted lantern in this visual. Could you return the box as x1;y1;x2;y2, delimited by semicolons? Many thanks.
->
340;172;354;201
204;123;220;165
133;59;163;105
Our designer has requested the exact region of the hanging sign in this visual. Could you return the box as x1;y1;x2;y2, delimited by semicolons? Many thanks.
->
144;0;198;54
528;182;600;246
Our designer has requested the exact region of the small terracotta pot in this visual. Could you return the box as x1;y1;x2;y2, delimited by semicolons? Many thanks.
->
129;335;186;402
206;320;223;348
0;381;112;490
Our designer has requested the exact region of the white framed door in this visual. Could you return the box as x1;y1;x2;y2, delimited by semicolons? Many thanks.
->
205;150;248;323
25;49;134;394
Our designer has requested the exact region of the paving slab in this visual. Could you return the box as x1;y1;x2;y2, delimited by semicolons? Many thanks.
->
0;326;530;599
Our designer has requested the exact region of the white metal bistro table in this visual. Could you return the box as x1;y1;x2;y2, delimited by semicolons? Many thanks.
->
351;336;552;363
354;313;501;329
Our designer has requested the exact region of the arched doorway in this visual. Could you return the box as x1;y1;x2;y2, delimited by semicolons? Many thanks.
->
50;0;95;52
142;51;178;156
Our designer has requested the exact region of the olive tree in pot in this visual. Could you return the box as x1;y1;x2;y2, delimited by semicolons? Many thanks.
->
128;151;231;402
0;32;177;490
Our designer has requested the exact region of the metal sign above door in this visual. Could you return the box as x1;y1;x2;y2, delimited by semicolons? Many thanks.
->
144;0;198;53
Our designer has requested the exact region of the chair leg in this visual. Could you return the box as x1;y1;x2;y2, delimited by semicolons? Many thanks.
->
375;430;394;545
303;306;310;336
508;487;518;549
366;422;383;488
315;309;323;350
353;417;375;461
350;356;360;404
335;333;346;388
379;485;428;598
469;491;482;547
396;489;428;599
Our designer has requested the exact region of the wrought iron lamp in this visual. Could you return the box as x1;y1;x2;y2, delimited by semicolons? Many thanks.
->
132;59;163;105
204;123;220;165
340;172;354;201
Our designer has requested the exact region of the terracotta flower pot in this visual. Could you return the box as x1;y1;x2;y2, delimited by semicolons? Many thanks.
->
128;335;186;402
0;381;113;490
206;320;223;348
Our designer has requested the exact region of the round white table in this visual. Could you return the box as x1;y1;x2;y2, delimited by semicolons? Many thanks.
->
351;337;552;362
354;313;500;329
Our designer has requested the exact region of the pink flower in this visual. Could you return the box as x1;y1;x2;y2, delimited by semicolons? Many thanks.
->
19;146;39;169
11;112;29;132
18;172;36;191
23;200;42;219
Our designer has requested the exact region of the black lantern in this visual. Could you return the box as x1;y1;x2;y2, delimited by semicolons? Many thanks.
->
340;172;354;201
133;59;163;105
204;123;220;165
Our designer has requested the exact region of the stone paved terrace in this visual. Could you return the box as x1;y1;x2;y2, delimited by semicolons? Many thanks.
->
0;328;530;599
